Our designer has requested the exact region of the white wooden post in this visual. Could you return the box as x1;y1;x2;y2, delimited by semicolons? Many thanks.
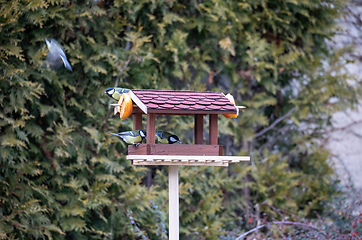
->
168;165;179;240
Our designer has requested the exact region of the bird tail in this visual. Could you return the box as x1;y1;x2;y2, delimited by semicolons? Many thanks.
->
45;38;51;48
107;132;119;136
60;55;72;71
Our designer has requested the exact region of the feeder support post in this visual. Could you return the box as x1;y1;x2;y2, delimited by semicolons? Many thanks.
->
146;113;156;144
169;165;179;240
133;113;143;130
194;114;204;144
209;114;218;145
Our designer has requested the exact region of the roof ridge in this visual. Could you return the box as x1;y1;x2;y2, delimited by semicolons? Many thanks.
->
132;89;220;93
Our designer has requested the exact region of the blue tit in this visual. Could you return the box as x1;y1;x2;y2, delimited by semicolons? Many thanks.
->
104;87;131;101
107;130;146;146
45;38;72;71
155;131;182;144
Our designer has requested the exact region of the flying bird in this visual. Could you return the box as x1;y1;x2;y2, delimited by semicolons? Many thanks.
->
45;38;72;71
155;131;182;144
104;87;130;101
107;130;146;146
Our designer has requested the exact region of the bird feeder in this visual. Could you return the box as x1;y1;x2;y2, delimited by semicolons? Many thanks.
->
123;89;250;240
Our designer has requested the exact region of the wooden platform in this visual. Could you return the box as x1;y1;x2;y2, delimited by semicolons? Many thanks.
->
128;144;223;156
127;155;250;166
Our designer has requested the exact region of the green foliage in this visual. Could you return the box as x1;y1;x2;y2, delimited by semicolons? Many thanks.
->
0;0;160;239
0;0;361;239
233;185;362;239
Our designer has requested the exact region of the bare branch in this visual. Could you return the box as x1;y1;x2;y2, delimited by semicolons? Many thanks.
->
254;107;296;138
114;54;132;88
114;25;132;88
235;220;328;240
330;119;362;132
235;224;266;240
106;55;133;120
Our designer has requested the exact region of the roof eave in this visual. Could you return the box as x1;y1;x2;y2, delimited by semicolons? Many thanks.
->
146;109;237;115
129;90;148;114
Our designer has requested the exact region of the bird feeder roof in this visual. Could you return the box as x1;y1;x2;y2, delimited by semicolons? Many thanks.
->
129;89;237;115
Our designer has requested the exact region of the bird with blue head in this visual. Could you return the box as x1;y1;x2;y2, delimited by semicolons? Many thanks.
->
155;131;182;144
104;87;131;101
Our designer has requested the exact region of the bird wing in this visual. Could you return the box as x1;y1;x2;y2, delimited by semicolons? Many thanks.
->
107;132;141;144
45;52;63;69
157;131;173;138
156;131;174;143
155;131;167;139
107;132;120;137
60;55;72;71
115;88;131;94
45;39;72;71
119;131;138;137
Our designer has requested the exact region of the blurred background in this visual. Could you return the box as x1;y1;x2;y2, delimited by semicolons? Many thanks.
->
0;0;361;239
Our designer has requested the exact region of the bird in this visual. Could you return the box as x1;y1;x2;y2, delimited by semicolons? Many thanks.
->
155;131;182;144
45;38;72;71
107;130;146;146
104;87;131;101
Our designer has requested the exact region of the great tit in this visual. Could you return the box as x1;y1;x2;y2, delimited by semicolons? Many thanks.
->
155;131;182;144
107;130;146;146
104;87;131;101
45;38;72;71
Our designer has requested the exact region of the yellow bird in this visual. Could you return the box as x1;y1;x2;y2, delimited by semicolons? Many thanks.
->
155;131;181;144
107;130;146;146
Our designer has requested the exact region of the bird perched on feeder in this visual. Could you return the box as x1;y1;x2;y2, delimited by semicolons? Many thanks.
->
45;38;72;71
107;130;146;146
155;131;182;144
104;87;131;101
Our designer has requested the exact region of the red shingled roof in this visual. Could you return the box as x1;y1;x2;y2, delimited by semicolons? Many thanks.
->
129;89;237;115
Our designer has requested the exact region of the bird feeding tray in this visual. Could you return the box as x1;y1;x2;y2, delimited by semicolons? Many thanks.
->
128;143;223;156
127;154;250;167
126;89;248;166
127;144;249;166
108;88;250;240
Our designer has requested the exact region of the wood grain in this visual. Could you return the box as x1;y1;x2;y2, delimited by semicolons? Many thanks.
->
132;113;143;130
128;144;223;156
146;114;156;144
194;114;204;144
209;114;218;145
127;154;250;166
